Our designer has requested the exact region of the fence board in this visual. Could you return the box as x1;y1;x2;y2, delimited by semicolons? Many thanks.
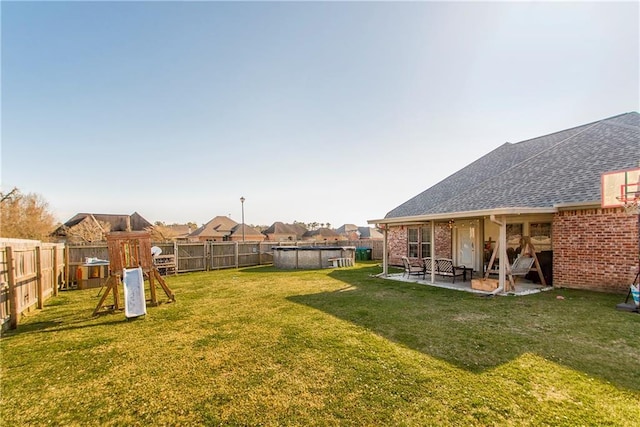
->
177;243;207;272
0;248;9;327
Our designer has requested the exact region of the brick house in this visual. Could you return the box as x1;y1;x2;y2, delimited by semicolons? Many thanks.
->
189;216;265;242
263;222;308;242
302;227;347;242
229;224;266;242
335;224;384;241
188;216;238;242
369;112;639;293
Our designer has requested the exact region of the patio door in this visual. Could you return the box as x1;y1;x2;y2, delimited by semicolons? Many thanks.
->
456;222;476;270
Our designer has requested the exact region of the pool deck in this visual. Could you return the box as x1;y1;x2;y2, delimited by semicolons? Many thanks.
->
377;272;553;296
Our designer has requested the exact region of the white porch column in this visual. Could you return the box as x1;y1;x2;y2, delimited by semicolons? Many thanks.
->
382;227;388;276
499;215;507;290
430;221;436;283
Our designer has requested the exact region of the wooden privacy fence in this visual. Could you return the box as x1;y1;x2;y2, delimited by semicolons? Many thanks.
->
0;239;65;331
66;239;382;280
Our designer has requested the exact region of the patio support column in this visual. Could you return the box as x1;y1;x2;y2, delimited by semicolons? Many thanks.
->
489;214;508;293
382;227;388;276
498;215;507;290
430;221;435;283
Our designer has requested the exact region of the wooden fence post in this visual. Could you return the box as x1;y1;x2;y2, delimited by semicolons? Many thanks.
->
53;246;59;297
36;246;44;309
235;242;239;268
205;242;209;271
64;245;70;290
173;241;178;273
6;246;18;329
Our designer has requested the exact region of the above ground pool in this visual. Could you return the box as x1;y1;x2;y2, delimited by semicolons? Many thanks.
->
272;246;356;269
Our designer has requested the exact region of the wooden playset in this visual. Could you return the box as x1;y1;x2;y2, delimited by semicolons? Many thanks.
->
93;231;175;316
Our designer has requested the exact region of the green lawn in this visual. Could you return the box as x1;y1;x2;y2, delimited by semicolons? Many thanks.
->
1;263;638;426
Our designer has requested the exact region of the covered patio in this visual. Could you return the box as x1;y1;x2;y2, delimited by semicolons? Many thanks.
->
379;271;552;296
370;209;554;296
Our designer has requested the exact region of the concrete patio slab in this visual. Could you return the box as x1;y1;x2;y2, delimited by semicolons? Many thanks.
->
377;272;553;296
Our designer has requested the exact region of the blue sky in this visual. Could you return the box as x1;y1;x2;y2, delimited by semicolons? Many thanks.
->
2;1;638;228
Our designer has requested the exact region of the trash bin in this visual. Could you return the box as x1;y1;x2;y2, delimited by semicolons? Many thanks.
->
365;248;372;260
355;248;371;261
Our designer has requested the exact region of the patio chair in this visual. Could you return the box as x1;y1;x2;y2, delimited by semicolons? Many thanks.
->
435;258;465;283
422;257;435;277
401;256;424;278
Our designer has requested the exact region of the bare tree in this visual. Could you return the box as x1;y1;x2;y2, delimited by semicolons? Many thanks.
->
0;187;19;204
63;216;112;243
147;224;179;242
0;189;57;240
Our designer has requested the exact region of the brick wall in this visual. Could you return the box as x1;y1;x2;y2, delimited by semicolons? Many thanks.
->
387;227;407;266
434;224;452;258
387;223;452;266
553;208;639;293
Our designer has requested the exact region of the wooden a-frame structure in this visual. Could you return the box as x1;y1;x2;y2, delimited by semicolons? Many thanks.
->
93;231;175;316
484;236;547;292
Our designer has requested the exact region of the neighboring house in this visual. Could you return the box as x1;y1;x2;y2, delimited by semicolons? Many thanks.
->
188;216;239;242
229;223;266;242
335;224;383;240
187;216;265;242
262;222;307;242
52;212;152;243
369;112;640;293
302;227;346;242
165;224;194;241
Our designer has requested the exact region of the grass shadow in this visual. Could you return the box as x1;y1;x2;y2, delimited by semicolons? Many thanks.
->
288;265;640;391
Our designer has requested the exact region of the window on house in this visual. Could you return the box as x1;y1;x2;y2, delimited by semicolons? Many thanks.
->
506;223;523;247
408;226;432;258
421;227;431;258
408;228;419;258
530;222;551;250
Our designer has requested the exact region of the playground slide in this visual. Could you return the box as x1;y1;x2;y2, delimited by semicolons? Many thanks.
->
122;267;147;318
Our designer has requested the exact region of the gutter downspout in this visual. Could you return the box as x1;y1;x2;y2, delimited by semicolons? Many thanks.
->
489;214;507;295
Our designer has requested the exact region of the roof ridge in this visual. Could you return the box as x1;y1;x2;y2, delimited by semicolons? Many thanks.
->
600;115;639;131
507;114;617;146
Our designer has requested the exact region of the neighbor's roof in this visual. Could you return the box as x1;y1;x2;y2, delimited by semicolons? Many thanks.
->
230;223;265;238
357;227;383;239
166;224;193;237
335;224;359;234
263;222;307;236
302;227;341;238
377;112;640;222
189;216;239;238
55;212;152;234
335;224;383;239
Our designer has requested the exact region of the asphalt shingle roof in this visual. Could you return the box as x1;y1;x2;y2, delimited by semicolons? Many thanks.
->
189;216;239;238
56;212;152;233
263;222;307;236
385;112;640;218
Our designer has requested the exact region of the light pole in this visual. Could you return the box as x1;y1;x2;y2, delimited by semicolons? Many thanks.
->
240;196;245;241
